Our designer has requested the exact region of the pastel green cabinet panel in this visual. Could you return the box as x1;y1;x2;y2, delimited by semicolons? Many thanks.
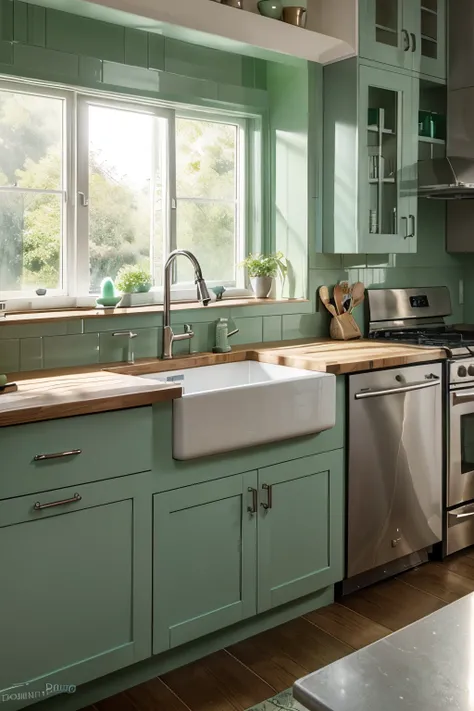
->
359;0;412;70
153;472;257;653
257;450;344;612
0;474;151;696
0;407;152;499
415;0;446;80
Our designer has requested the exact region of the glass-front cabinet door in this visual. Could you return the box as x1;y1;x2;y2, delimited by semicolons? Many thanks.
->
359;66;418;253
409;0;446;79
359;0;412;70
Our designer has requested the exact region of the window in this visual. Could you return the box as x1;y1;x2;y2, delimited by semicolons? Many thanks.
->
0;81;253;303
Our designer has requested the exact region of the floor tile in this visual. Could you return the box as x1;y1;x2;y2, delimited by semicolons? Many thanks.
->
125;677;190;711
228;617;352;693
441;548;474;580
340;577;446;631
397;561;474;603
162;649;274;711
304;601;391;650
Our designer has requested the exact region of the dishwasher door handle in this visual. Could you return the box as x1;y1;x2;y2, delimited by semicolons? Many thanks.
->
355;379;441;399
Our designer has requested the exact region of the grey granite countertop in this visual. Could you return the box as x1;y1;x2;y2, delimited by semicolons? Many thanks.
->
294;593;474;711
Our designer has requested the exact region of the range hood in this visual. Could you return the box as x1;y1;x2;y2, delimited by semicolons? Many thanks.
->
418;0;474;199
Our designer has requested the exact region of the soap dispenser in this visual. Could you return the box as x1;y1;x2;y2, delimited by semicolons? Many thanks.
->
213;318;239;353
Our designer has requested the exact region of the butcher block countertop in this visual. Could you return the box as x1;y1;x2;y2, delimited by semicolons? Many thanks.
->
1;338;446;427
0;371;181;427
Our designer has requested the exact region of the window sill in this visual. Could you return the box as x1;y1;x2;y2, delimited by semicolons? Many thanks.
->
0;298;310;326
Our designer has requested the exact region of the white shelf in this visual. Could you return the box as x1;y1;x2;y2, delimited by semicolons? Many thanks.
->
418;135;445;145
24;0;356;66
375;23;397;34
367;125;395;135
369;178;396;184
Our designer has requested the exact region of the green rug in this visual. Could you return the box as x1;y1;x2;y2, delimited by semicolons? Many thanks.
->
247;688;307;711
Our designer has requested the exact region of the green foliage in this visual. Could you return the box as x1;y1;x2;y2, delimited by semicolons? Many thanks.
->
241;251;287;279
115;264;152;294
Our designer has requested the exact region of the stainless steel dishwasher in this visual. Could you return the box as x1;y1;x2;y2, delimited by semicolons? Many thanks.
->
346;362;443;592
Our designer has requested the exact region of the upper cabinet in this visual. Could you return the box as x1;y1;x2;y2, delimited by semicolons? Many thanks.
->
323;59;419;254
359;0;446;80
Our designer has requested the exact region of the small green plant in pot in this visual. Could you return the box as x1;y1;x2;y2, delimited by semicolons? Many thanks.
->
241;252;287;299
116;265;153;308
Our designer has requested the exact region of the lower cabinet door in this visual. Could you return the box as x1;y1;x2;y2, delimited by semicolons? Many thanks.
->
153;472;258;654
0;475;152;698
257;451;344;613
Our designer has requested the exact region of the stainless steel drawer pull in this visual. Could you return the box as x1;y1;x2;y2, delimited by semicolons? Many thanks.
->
247;487;258;515
448;506;474;520
34;493;82;511
261;484;273;510
34;449;82;462
355;379;440;400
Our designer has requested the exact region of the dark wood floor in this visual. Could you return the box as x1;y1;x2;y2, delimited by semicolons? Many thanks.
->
82;547;474;711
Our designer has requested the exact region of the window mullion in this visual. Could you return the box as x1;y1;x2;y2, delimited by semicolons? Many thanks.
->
168;110;178;282
75;97;90;295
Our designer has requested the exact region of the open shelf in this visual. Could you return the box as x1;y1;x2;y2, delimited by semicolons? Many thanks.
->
22;0;356;66
369;178;396;184
418;135;445;145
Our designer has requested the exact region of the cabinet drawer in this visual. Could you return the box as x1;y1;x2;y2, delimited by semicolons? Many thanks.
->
0;407;152;500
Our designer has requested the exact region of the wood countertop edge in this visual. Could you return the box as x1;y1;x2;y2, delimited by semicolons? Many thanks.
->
0;384;182;428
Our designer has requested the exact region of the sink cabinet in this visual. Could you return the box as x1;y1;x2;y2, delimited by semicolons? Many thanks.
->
257;451;344;612
359;0;446;80
0;475;152;696
323;59;419;254
153;450;344;652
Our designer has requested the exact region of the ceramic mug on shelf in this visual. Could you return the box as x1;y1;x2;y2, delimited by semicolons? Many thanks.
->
258;0;283;19
282;6;306;26
221;0;243;7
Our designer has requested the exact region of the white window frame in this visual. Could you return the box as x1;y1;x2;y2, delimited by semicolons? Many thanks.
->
0;79;257;307
0;80;74;301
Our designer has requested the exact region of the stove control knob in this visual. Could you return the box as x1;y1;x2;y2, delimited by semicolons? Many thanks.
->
458;365;468;378
469;366;474;377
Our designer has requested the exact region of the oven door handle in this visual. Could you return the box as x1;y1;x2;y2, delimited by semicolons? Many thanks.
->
448;504;474;520
453;391;474;405
355;379;440;400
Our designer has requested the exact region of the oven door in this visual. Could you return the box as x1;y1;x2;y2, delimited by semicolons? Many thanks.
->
450;388;474;507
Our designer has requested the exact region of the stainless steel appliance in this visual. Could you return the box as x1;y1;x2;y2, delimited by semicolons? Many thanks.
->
366;286;474;559
347;362;443;589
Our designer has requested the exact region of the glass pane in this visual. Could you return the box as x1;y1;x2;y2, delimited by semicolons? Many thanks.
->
176;118;237;201
0;90;63;190
461;413;474;475
367;87;399;236
176;201;235;283
0;192;62;291
375;0;399;47
88;105;164;292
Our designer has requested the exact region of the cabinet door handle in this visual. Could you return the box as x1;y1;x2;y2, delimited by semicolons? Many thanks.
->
410;32;417;53
402;29;410;51
261;484;273;510
247;487;258;514
34;493;82;511
401;216;409;239
34;449;82;462
408;214;416;238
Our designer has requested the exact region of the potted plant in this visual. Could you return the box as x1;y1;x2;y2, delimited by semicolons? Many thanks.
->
116;265;153;308
241;251;287;299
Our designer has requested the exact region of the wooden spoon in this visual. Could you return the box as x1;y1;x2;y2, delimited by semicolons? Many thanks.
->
319;286;338;317
333;284;345;315
350;282;365;311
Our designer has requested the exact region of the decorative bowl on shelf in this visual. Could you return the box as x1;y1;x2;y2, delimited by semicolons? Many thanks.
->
221;0;243;7
257;0;283;19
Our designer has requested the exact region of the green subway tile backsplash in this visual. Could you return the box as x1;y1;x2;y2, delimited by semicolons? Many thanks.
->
99;328;159;363
43;333;99;369
0;338;19;372
263;315;282;342
46;9;125;63
20;338;42;371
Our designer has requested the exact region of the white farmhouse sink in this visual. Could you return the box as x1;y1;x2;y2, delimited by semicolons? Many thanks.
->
141;361;336;460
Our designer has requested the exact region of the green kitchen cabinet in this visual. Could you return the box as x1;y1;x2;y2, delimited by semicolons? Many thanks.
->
359;0;446;80
323;59;419;254
153;471;258;654
0;474;151;696
257;450;344;613
153;450;345;651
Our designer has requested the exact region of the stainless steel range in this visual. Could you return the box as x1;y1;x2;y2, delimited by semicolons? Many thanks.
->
367;286;474;557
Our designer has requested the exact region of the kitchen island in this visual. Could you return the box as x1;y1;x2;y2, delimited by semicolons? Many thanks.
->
294;592;474;711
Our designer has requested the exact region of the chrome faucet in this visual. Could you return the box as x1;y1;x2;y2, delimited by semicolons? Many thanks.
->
163;249;211;360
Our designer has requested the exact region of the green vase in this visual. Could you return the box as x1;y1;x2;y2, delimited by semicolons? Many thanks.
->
257;0;283;19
